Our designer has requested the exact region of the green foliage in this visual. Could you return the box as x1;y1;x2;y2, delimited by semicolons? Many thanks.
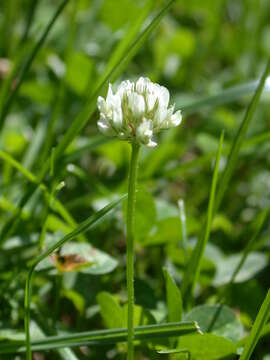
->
163;267;183;323
0;0;270;359
184;304;244;342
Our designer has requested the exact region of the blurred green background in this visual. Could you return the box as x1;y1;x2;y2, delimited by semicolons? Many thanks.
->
0;0;270;359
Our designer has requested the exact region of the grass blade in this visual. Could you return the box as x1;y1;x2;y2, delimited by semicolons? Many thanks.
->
214;60;270;212
239;289;270;360
24;196;126;359
0;0;175;243
179;78;270;115
181;132;224;300
0;0;70;130
0;322;199;354
228;208;269;285
20;0;39;44
50;0;176;163
0;150;83;242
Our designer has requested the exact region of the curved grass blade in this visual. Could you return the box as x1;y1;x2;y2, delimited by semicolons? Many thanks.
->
50;0;176;163
179;78;270;115
91;0;154;95
24;195;126;359
229;207;269;285
214;60;270;212
238;323;270;348
165;130;270;179
181;132;224;300
0;0;175;243
39;0;79;165
0;149;83;242
0;0;70;130
0;322;199;354
239;289;270;360
20;0;39;44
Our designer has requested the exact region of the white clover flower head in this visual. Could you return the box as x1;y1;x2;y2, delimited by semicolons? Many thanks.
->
97;77;182;147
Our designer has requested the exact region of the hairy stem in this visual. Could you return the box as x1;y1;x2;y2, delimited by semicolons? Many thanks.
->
126;143;140;360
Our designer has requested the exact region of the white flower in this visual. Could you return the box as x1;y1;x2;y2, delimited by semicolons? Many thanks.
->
97;77;182;147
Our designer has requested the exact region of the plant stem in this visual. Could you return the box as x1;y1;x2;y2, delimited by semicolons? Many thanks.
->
126;143;140;360
25;266;34;360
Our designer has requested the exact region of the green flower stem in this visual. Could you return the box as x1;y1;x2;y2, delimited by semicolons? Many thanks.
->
23;197;125;360
126;143;140;360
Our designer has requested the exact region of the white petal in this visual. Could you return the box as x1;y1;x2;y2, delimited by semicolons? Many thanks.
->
116;80;134;98
111;107;123;129
97;119;112;135
97;96;106;113
146;91;158;111
135;77;150;93
170;110;182;127
146;139;157;147
154;106;168;127
158;86;170;107
106;83;114;101
128;93;145;118
137;118;153;145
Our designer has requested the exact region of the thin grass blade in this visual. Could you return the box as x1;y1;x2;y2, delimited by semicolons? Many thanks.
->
0;322;199;353
0;0;176;243
239;289;270;360
181;132;224;300
179;78;270;115
0;0;70;130
214;60;270;212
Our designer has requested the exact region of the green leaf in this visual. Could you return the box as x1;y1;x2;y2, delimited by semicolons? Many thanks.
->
178;333;237;360
123;304;155;327
213;252;268;287
163;267;183;323
30;195;126;268
97;292;124;329
184;304;244;342
46;242;118;275
143;217;181;246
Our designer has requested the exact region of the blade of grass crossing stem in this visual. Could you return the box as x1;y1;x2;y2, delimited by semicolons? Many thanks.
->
0;0;175;244
214;60;270;213
51;0;176;163
91;0;154;95
24;196;126;359
239;289;270;360
181;132;224;300
0;0;70;131
2;322;199;354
